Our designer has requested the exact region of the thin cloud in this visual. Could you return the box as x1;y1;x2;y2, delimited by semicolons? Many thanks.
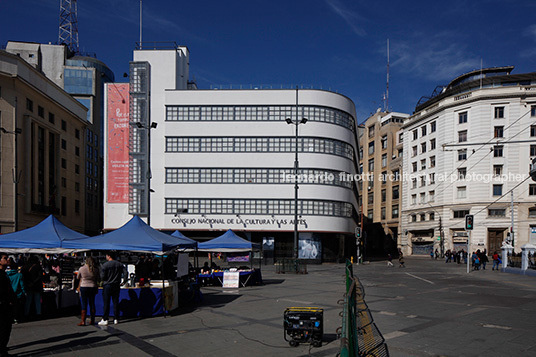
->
325;0;366;37
521;24;536;58
390;34;480;83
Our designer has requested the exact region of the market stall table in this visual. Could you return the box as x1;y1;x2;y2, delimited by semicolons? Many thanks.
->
93;281;178;317
198;269;262;288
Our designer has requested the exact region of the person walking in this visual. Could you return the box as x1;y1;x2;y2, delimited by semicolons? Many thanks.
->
398;249;405;268
77;257;100;326
0;252;17;357
21;256;43;319
387;254;394;267
492;251;500;270
98;252;124;326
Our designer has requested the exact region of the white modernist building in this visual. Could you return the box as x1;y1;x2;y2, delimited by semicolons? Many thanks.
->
104;44;360;261
401;66;536;256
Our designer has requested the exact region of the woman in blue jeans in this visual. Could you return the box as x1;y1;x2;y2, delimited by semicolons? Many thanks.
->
77;257;100;326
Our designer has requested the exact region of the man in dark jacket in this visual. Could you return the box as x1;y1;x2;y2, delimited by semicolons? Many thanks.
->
0;252;17;357
98;252;124;326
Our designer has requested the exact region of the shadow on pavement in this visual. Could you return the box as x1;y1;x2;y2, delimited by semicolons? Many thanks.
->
262;278;285;285
10;332;118;356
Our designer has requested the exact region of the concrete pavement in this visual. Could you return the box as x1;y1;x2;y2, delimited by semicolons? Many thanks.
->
6;257;536;356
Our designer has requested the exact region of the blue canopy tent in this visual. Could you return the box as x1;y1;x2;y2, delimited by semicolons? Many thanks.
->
197;229;260;252
0;215;88;253
171;230;198;249
64;216;196;254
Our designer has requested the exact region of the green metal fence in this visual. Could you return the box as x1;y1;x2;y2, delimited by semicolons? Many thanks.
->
338;260;389;357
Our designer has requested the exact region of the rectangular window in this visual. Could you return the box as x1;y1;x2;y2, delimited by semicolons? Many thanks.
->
421;159;426;170
412;162;417;173
49;112;55;124
368;141;374;155
429;190;435;202
412;178;417;189
26;98;33;112
421;142;426;153
430;156;436;168
421;125;427;136
75;200;80;214
368;159;374;171
458;167;467;180
494;145;503;157
381;154;387;168
529;184;536;196
488;209;505;217
458;130;467;142
458;149;467;161
61;196;66;216
420;177;426;187
453;210;470;218
429;212;435;220
494;106;504;118
381;207;386;220
368;125;375;138
430;139;436;150
457;186;467;199
493;184;503;196
413;130;418;140
420;213;426;221
420;192;426;203
75;146;80;156
392;205;399;218
529;208;536;218
75;129;80;139
61;177;66;188
430;121;436;132
61;120;67;131
381;135;387;149
38;106;44;118
411;195;416;205
458;112;468;124
61;158;66;169
75;164;80;174
494;126;504;138
429;173;435;184
531;125;536;137
61;139;66;150
411;214;417;222
412;146;417;157
530;145;536;157
531;105;536;117
392;185;399;200
493;165;503;176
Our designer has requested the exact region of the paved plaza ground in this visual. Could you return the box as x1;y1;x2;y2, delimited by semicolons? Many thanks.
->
6;257;536;356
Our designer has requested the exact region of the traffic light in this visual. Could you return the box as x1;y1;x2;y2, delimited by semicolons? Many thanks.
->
355;227;361;239
465;214;474;231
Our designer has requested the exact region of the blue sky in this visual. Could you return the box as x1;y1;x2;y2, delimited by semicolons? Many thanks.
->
2;0;536;122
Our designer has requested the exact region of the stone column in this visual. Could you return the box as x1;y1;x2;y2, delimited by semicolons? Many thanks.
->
501;243;513;269
521;244;536;271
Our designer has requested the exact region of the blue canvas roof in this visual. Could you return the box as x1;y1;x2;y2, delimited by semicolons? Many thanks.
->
64;216;196;254
197;229;260;252
171;230;198;248
0;215;88;253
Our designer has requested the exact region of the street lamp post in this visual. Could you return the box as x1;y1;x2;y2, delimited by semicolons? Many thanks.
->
135;121;157;226
285;87;307;269
1;127;22;231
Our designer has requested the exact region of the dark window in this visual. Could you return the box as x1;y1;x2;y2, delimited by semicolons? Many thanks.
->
75;200;80;214
458;112;467;123
61;158;66;169
458;168;467;179
75;146;80;156
26;98;33;112
494;146;503;157
61;120;67;131
458;149;467;161
494;107;504;118
453;210;470;218
493;184;503;196
413;130;418;140
531;105;536;117
430;121;436;132
530;145;536;156
529;184;536;196
531;125;536;137
61;196;66;216
61;139;66;150
488;209;505;217
75;129;80;139
38;106;44;118
49;112;55;124
75;164;80;174
494;126;504;138
458;130;467;142
392;185;399;200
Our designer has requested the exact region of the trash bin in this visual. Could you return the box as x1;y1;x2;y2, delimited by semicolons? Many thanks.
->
284;307;323;347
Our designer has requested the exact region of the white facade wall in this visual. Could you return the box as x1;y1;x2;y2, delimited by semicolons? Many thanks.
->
402;83;536;255
105;48;359;241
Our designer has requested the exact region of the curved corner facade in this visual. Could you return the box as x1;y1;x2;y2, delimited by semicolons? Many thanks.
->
104;47;360;261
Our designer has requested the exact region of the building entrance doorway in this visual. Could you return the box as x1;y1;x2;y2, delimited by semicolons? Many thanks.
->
488;229;505;254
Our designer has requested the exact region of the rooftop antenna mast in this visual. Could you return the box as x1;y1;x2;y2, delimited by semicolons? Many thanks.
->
58;0;80;54
385;38;390;112
139;0;143;49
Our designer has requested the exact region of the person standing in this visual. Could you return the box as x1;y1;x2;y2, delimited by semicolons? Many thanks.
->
98;252;124;326
77;257;100;326
387;254;394;267
21;256;43;319
398;248;405;268
0;253;17;357
5;259;25;324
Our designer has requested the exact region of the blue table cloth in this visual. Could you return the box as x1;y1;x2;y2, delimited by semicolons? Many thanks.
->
94;287;164;317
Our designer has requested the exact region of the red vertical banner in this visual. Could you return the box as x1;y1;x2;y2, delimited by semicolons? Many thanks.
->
107;83;130;203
